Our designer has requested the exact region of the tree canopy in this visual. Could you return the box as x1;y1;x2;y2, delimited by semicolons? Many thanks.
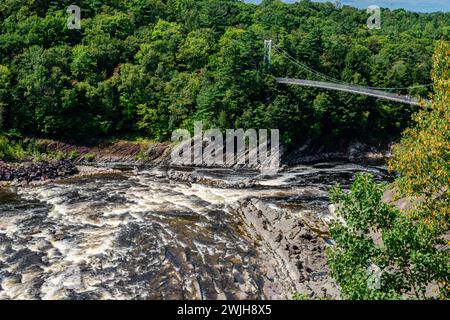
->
0;0;448;145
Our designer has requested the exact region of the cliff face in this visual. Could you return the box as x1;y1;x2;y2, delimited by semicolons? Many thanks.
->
282;140;393;166
0;137;390;187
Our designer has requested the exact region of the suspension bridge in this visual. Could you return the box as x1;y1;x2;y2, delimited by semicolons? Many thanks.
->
263;40;431;106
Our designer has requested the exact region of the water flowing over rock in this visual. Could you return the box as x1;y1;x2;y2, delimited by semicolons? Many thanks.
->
0;162;391;299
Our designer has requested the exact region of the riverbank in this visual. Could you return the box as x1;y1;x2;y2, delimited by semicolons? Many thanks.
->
0;137;393;186
37;138;392;166
0;160;78;185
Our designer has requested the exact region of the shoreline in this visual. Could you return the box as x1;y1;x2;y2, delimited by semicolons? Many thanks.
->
1;137;393;186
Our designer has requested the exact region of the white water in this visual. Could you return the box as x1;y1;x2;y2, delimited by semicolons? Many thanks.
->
0;163;389;300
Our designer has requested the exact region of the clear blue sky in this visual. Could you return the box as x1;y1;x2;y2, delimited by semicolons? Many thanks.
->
244;0;450;13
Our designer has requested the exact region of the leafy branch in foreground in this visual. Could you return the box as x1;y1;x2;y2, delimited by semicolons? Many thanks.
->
327;173;448;300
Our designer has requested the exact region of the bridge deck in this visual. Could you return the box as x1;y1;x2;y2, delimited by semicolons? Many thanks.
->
276;78;426;106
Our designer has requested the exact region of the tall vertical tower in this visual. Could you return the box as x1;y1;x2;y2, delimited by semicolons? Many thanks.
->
264;40;273;68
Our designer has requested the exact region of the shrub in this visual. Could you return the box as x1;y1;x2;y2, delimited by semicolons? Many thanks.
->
0;135;27;161
84;153;96;162
68;150;80;160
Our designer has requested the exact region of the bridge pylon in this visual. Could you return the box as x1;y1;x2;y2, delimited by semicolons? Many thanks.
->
263;39;272;68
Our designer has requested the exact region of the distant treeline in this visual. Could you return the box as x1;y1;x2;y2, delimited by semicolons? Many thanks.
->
0;0;448;145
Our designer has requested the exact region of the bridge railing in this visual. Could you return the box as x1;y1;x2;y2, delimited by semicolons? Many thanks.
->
276;78;426;106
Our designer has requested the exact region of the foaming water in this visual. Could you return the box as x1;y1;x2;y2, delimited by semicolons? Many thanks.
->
0;163;390;300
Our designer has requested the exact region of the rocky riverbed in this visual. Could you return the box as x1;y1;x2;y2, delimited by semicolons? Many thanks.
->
0;161;393;300
231;197;339;298
0;139;393;300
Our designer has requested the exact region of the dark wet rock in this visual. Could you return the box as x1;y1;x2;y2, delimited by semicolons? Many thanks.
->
34;240;52;251
166;168;258;189
0;160;78;184
7;248;45;270
66;290;102;300
283;140;392;166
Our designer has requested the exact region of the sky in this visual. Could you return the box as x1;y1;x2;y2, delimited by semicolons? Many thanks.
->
244;0;450;13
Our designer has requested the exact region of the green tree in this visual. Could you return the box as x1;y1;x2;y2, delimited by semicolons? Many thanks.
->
177;29;213;71
328;174;448;300
389;42;450;299
0;65;10;131
0;0;447;146
389;41;450;214
342;45;372;84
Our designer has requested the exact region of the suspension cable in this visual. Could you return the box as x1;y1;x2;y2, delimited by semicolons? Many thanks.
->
272;44;433;91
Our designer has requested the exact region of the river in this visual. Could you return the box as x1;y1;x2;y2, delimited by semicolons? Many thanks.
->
0;162;390;300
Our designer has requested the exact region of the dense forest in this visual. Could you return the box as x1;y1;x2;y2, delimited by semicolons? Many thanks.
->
0;0;449;146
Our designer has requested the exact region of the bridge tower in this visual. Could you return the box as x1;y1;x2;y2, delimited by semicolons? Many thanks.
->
263;40;272;68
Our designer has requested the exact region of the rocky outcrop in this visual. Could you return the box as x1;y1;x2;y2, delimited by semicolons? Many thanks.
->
36;139;171;164
165;134;282;172
231;198;339;299
0;160;79;184
36;138;392;169
166;168;258;188
283;140;393;165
